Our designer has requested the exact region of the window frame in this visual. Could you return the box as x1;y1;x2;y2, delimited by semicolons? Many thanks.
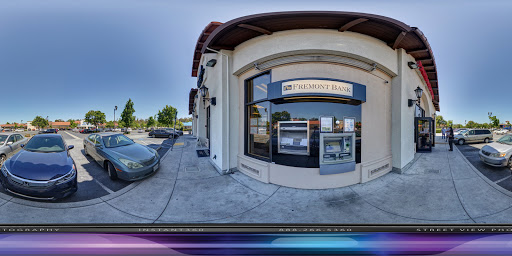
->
244;71;272;162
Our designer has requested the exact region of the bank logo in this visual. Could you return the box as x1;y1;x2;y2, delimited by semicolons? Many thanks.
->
283;84;293;91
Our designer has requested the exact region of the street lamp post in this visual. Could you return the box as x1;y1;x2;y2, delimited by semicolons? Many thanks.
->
114;106;118;130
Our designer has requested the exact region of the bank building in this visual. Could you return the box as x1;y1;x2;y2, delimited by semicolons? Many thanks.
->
188;11;439;189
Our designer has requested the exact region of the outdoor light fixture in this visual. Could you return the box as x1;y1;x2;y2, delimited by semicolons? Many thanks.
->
200;85;216;106
408;86;423;107
206;59;217;67
408;61;419;69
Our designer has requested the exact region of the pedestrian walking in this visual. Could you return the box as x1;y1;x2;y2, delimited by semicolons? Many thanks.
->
441;127;446;140
448;127;454;151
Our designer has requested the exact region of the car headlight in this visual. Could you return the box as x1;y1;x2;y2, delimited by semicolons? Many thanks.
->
56;164;76;184
119;158;143;169
491;152;506;158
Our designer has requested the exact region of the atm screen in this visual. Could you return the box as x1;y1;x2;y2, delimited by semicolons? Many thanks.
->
325;141;341;153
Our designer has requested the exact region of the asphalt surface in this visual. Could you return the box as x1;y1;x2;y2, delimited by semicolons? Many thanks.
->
0;130;175;202
456;134;512;192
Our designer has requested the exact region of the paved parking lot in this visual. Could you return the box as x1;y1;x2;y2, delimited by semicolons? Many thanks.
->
456;134;512;192
0;130;176;202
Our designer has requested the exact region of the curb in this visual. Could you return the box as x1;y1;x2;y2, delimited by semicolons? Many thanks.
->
454;145;512;198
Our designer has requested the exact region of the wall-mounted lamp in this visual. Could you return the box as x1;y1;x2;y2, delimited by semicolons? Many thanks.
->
408;61;419;69
408;86;423;107
206;59;217;67
200;85;216;106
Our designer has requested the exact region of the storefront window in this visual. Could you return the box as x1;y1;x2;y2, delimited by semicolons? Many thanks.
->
246;72;270;102
271;101;362;167
247;102;270;159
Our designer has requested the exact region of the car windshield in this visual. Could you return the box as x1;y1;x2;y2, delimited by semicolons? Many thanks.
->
0;135;7;144
460;130;468;135
24;136;65;152
102;134;134;148
497;135;512;145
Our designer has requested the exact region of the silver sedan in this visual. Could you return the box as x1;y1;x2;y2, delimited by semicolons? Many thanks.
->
0;133;29;166
479;134;512;168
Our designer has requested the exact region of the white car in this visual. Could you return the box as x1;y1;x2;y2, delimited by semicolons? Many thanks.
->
15;129;24;132
495;129;509;135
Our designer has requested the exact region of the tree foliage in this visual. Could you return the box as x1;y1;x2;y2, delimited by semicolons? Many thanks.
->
32;116;48;129
489;115;500;128
147;116;156;128
157;105;177;127
85;110;106;129
121;99;136;128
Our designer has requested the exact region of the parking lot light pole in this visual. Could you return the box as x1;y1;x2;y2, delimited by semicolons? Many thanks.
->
114;106;118;130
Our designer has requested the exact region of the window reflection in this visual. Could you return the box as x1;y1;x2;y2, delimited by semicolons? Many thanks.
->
247;102;270;159
271;102;362;167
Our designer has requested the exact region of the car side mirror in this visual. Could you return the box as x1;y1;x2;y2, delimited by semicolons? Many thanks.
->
68;145;74;150
20;144;24;148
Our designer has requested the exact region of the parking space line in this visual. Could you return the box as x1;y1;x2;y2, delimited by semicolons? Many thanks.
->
94;179;114;194
494;175;511;184
64;131;81;140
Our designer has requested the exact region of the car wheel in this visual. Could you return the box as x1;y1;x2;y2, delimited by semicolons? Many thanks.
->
107;162;118;180
84;146;89;156
0;154;5;166
152;134;156;138
508;157;512;170
484;138;490;143
169;135;173;139
458;139;465;145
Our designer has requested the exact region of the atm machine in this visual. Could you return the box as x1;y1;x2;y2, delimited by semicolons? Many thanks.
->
319;133;356;175
278;121;310;155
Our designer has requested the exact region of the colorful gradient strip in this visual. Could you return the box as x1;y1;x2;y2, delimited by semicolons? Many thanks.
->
1;233;512;255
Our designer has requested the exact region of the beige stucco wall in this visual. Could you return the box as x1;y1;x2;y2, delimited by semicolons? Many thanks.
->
196;28;437;188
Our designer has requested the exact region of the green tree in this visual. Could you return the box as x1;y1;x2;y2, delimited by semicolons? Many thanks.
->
121;99;136;128
84;110;106;129
105;121;115;128
67;119;78;129
147;116;156;128
272;111;291;122
32;116;48;130
446;120;453;128
54;119;64;122
466;121;477;129
178;117;193;123
489;115;500;128
157;105;177;127
435;115;447;127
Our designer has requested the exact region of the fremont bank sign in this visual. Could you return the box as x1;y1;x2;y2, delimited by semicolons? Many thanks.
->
282;80;353;97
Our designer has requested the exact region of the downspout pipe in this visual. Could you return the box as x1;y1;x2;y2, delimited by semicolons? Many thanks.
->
206;47;233;174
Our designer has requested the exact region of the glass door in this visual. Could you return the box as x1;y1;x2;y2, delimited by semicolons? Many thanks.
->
415;117;433;152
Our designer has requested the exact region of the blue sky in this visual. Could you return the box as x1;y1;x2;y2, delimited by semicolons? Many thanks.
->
0;0;511;125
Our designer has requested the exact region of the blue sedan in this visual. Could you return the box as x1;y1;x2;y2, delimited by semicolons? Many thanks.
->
0;134;77;200
83;133;160;181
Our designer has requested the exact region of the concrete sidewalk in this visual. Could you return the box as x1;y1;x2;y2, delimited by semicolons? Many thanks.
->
0;135;511;223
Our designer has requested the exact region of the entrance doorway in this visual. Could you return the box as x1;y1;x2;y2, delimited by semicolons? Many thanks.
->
415;117;433;152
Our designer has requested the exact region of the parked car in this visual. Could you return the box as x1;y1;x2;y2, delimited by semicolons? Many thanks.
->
80;129;94;134
0;133;29;166
83;133;160;181
454;129;493;145
0;134;77;200
148;129;177;138
479;134;512;168
38;128;58;134
495;129;509;135
15;129;24;132
137;129;144;133
165;128;183;136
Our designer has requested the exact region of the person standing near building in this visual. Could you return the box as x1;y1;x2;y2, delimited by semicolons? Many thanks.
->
448;127;454;151
441;127;446;140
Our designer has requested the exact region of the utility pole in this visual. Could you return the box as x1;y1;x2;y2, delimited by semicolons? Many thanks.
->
171;110;178;151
